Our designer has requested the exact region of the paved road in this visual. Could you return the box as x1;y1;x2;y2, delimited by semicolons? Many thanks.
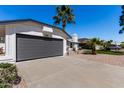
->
17;56;124;88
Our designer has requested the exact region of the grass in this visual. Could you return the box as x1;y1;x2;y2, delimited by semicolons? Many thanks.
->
96;50;124;55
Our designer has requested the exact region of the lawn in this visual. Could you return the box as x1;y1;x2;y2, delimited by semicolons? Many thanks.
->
96;50;124;55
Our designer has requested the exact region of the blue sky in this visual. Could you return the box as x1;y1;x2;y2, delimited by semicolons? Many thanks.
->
0;5;123;43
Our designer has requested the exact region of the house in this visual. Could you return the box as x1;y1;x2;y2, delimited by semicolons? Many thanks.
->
78;38;90;49
109;45;121;50
78;38;89;44
78;38;103;50
68;33;79;51
0;19;72;62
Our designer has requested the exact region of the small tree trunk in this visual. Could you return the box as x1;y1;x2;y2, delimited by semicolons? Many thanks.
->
62;25;65;30
92;45;96;55
62;22;66;30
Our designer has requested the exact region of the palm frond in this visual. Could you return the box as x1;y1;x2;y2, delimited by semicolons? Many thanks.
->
119;5;124;33
53;5;75;30
119;29;124;34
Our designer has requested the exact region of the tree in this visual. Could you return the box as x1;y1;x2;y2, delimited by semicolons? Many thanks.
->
53;5;75;30
105;40;113;50
101;40;113;50
120;42;124;48
88;38;100;55
99;40;105;46
119;5;124;34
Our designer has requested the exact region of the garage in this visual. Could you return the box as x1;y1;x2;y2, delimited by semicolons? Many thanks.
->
16;33;63;61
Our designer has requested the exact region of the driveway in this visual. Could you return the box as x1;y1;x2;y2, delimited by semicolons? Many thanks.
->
17;56;124;88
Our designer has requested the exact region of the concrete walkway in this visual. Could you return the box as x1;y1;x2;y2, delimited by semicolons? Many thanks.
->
17;56;124;88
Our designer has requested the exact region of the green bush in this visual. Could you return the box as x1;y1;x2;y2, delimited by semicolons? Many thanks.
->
0;63;13;68
0;81;11;88
0;63;21;88
96;50;124;55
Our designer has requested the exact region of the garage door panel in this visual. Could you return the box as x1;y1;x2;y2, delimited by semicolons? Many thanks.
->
16;34;63;61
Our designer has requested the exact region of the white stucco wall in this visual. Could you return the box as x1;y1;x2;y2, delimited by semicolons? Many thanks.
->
63;39;67;55
72;33;78;43
96;45;104;50
5;24;17;61
5;24;67;61
72;33;78;51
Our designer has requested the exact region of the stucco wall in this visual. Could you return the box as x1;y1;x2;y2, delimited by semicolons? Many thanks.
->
53;28;68;40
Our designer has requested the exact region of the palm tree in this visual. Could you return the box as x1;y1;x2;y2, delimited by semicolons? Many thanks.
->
119;5;124;34
88;38;100;55
120;42;124;48
53;5;75;30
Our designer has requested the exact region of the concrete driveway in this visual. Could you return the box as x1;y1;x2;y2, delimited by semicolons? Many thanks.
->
17;56;124;88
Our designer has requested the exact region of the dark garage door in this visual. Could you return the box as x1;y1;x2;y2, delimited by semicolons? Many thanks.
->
16;34;63;61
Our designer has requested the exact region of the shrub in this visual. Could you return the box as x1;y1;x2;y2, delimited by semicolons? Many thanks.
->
0;80;11;88
0;63;21;88
0;63;13;68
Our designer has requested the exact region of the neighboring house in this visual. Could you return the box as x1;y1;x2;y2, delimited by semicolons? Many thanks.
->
78;38;89;44
0;19;71;62
109;45;121;50
109;42;121;50
68;33;79;51
95;45;104;50
78;38;103;50
78;38;90;49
